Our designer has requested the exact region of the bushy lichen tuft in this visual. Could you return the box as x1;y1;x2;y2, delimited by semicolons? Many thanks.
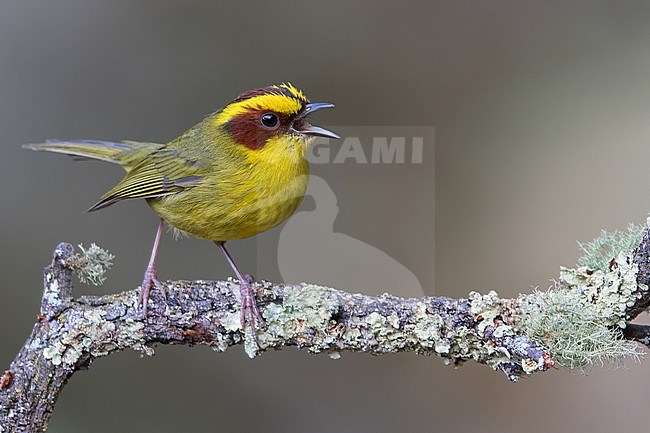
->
519;253;644;370
578;224;643;272
69;243;114;286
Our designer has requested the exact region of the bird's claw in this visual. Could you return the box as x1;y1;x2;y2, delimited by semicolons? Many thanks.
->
239;274;265;340
139;266;165;316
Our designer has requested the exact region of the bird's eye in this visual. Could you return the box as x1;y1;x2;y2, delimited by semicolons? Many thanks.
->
260;113;279;129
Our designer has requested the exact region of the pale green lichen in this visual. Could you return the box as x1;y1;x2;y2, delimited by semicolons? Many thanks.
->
254;284;339;357
43;310;145;367
244;331;258;358
69;243;114;286
257;286;454;360
342;327;363;345
578;224;644;272
563;251;642;327
209;333;229;353
409;302;446;353
469;291;502;336
468;291;547;374
446;325;477;357
43;345;63;366
255;287;538;378
493;324;514;338
519;251;644;370
221;311;241;333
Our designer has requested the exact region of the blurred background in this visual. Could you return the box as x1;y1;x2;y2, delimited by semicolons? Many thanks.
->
2;1;650;432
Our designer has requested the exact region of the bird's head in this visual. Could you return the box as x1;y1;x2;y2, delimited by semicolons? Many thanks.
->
215;84;338;157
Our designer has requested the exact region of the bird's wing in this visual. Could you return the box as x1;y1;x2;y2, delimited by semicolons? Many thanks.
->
87;147;206;211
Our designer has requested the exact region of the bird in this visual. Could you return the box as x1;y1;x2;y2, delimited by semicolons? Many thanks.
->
24;83;339;338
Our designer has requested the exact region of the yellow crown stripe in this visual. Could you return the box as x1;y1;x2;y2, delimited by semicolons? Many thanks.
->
216;93;304;125
278;83;307;101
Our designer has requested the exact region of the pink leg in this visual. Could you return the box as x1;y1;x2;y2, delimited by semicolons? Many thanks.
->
139;219;165;316
216;242;265;339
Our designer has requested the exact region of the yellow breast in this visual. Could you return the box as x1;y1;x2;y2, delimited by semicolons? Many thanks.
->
149;134;310;242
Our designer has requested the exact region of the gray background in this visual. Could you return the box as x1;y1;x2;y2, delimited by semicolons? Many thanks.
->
1;1;650;432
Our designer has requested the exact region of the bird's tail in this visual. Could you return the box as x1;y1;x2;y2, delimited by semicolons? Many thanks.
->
23;139;137;163
23;139;163;170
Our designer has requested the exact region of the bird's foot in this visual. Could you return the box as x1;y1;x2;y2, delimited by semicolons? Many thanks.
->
138;266;166;316
239;274;265;340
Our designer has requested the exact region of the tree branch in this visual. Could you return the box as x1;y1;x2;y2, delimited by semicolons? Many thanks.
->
623;324;650;348
2;229;650;431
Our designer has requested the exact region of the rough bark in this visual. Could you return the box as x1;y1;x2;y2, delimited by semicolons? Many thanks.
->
1;233;649;432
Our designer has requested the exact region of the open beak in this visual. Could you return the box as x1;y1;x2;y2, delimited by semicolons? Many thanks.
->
293;102;340;139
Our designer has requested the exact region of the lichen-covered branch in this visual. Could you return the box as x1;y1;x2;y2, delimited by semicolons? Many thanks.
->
2;229;650;431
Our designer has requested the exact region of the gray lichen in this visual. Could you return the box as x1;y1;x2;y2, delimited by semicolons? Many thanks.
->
468;291;547;377
248;285;547;380
519;251;645;370
578;224;644;272
68;243;114;286
43;308;145;367
43;275;62;307
255;284;340;357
